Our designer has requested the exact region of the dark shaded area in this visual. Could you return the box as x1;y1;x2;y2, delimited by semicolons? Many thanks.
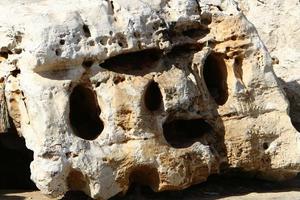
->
60;191;93;200
163;119;213;148
129;166;160;191
59;39;65;45
0;51;9;59
166;43;203;58
10;69;21;78
110;172;300;200
144;81;163;112
166;21;210;42
182;28;210;39
82;24;91;38
278;78;300;131
0;49;12;59
112;75;125;85
99;49;162;75
0;121;36;190
69;85;104;140
293;122;300;132
67;170;88;191
203;53;228;105
82;59;94;68
55;49;62;56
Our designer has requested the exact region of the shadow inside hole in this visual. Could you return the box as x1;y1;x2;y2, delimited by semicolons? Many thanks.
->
82;59;94;69
144;81;163;112
99;49;163;75
0;51;9;59
0;118;36;190
129;165;160;192
163;119;214;148
182;27;210;39
66;169;90;197
82;24;91;38
69;85;104;140
203;53;228;105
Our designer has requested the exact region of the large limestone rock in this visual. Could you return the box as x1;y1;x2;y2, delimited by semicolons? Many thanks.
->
237;0;300;130
0;0;299;199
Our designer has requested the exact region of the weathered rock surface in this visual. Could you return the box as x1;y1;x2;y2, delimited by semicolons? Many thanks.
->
0;0;299;199
236;0;300;130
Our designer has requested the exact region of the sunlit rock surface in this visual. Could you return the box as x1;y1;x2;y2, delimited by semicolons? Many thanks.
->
0;0;299;199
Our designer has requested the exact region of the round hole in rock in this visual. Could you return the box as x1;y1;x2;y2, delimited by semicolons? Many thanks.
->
82;59;94;68
163;119;213;148
69;85;104;140
144;81;163;111
0;51;9;59
59;39;65;45
203;53;228;105
67;170;88;191
99;49;162;76
263;142;269;150
55;48;62;56
129;165;159;192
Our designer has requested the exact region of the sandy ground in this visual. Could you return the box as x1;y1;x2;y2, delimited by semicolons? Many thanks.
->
1;173;300;200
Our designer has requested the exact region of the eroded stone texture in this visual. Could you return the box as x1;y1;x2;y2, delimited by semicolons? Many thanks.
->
0;0;299;199
236;0;300;131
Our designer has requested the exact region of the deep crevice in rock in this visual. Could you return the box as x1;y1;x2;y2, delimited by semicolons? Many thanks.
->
99;49;162;75
83;24;91;38
203;53;228;105
163;119;213;148
69;85;103;140
144;81;163;112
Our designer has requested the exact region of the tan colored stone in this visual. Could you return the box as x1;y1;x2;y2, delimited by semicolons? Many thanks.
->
0;0;299;199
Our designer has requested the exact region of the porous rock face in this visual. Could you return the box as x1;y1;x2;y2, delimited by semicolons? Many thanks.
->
237;0;300;131
0;0;299;199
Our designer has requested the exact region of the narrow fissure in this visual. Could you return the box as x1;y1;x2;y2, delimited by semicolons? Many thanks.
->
203;53;228;105
69;85;104;140
144;81;163;112
83;24;91;38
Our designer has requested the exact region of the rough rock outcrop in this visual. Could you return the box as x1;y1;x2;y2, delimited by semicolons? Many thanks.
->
0;0;299;199
237;0;300;130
